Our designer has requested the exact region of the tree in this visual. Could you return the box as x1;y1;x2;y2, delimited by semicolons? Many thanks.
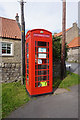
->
52;35;68;62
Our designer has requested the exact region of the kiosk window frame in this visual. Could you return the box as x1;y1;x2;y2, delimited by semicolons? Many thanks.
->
35;41;49;88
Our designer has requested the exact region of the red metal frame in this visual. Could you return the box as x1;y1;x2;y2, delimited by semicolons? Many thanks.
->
25;29;53;96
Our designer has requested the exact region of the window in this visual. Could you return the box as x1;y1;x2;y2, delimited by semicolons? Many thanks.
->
1;42;13;55
38;41;47;46
35;41;49;88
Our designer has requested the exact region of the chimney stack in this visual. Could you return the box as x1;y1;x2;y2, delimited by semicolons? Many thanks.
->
15;13;21;30
15;13;19;23
73;22;77;27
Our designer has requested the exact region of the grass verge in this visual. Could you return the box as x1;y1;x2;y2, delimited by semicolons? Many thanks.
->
53;72;80;89
2;81;30;118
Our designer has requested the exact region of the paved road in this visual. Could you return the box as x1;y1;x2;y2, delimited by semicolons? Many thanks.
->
66;62;80;75
7;85;78;118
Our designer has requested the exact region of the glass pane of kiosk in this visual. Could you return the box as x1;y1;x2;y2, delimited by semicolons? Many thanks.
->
35;41;49;87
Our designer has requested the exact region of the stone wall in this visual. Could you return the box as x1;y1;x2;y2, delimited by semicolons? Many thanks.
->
0;38;22;83
53;61;61;78
66;23;79;63
68;54;80;63
1;38;21;63
66;23;79;44
0;62;21;83
1;61;61;83
67;47;80;63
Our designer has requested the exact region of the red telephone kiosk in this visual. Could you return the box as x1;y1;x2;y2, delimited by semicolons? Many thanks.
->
25;29;53;96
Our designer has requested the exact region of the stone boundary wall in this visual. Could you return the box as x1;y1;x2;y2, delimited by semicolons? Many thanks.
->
1;61;61;83
53;61;61;78
68;54;80;63
0;63;21;83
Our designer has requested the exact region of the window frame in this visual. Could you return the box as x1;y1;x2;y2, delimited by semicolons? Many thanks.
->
1;42;13;56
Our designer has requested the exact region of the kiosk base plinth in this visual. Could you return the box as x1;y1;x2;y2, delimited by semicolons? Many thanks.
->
26;88;53;97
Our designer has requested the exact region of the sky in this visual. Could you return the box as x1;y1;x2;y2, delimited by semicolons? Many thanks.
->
0;0;79;34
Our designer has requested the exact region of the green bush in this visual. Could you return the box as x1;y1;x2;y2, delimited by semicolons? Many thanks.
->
53;35;68;61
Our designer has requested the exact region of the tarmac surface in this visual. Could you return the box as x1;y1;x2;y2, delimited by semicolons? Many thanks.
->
7;85;79;118
66;62;80;75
